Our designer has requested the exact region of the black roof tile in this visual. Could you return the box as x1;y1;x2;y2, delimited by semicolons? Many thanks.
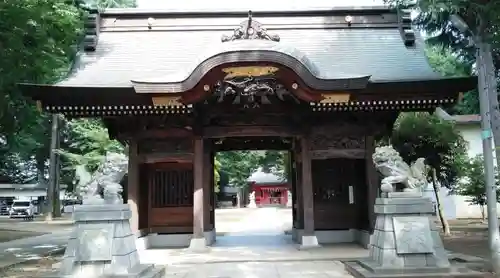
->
56;8;441;88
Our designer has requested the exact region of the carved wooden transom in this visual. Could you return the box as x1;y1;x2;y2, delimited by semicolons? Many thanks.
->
212;76;299;108
310;134;366;150
138;138;193;154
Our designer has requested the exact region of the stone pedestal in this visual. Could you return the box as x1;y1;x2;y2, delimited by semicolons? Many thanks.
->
48;204;165;278
345;192;482;277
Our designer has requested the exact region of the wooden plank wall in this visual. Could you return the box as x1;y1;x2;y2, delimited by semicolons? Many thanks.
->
146;162;194;233
312;158;367;230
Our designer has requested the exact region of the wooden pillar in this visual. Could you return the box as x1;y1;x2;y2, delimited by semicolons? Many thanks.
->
300;136;316;239
209;152;216;229
365;135;378;232
203;146;211;231
127;138;140;235
192;137;205;240
294;144;304;230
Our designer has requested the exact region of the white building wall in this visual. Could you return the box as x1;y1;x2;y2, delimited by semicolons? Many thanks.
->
430;122;499;219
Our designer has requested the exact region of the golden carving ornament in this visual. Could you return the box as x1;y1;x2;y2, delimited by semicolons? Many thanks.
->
319;93;350;104
151;96;183;106
222;66;279;79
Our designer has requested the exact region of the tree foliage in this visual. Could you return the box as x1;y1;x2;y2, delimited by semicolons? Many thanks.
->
425;45;479;114
391;112;467;188
0;0;85;183
0;0;137;186
216;151;263;188
216;150;286;188
391;112;467;235
455;155;500;220
385;0;500;115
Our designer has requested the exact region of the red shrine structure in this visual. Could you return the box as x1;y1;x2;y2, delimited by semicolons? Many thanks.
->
248;169;289;206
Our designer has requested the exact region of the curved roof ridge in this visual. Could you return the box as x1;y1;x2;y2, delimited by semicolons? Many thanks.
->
105;0;389;15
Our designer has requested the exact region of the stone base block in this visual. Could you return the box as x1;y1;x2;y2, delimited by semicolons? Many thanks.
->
136;229;216;249
298;235;320;250
349;195;486;277
54;204;165;278
188;237;209;252
292;228;370;247
344;261;484;278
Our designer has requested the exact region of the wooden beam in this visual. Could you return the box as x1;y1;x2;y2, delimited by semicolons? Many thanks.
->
203;125;299;138
310;149;365;159
121;128;193;139
138;152;193;164
212;138;292;151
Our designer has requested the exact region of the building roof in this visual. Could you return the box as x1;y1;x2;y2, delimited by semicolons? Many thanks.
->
450;114;481;124
59;9;438;88
20;4;477;116
435;107;480;125
136;0;388;12
247;168;286;184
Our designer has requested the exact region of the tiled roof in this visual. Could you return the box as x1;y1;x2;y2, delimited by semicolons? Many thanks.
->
136;0;388;11
435;108;480;124
58;9;441;87
247;168;286;184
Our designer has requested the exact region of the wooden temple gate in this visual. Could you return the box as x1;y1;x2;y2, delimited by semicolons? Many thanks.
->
20;7;475;249
123;110;399;248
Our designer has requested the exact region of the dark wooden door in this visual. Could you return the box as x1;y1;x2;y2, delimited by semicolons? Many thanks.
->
147;163;194;232
312;158;366;230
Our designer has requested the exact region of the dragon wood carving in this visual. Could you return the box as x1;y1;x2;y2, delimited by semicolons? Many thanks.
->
214;76;297;108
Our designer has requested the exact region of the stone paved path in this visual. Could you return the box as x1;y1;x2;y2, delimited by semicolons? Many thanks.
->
164;261;353;278
144;207;359;278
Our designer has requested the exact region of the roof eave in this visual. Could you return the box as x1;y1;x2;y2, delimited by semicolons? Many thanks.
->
100;6;393;17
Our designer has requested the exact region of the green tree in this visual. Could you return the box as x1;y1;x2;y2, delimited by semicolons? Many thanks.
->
425;44;478;115
58;119;124;193
216;151;263;188
385;0;500;115
85;0;137;9
455;155;500;221
259;150;287;176
213;157;221;193
391;112;468;236
0;0;85;183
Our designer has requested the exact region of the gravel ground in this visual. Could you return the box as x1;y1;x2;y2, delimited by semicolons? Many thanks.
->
0;255;61;278
0;229;45;243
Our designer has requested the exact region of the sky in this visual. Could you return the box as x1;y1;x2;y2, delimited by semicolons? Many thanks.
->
136;0;387;11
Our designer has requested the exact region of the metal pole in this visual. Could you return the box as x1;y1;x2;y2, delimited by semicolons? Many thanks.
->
485;39;500;165
477;32;500;274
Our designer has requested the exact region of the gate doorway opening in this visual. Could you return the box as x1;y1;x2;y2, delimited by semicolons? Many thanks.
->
213;137;294;247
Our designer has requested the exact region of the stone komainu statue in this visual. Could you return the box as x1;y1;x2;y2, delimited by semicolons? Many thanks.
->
372;145;427;193
75;152;129;205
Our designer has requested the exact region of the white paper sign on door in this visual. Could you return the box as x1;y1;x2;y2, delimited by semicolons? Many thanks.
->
348;186;354;204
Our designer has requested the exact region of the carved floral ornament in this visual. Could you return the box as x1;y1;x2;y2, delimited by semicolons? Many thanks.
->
221;10;280;42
